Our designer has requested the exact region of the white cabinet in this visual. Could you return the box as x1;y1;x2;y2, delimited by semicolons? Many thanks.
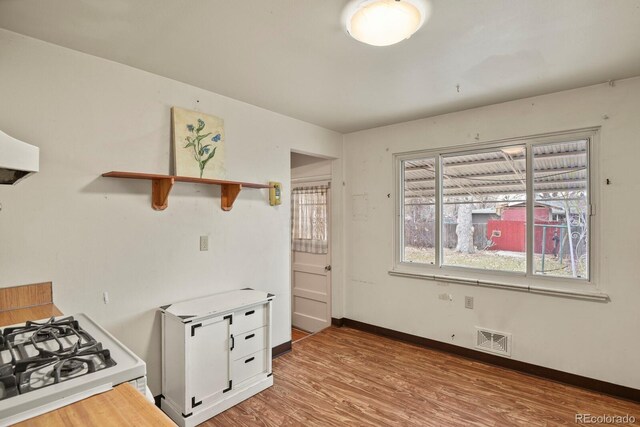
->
160;289;274;427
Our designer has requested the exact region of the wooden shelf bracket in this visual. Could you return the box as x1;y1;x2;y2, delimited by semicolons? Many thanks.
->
221;184;242;211
152;177;174;211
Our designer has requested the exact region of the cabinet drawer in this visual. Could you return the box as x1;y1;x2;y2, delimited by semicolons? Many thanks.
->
234;304;266;334
233;349;267;386
234;327;266;360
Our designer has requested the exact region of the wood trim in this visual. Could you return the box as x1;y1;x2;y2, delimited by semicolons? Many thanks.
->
341;318;640;403
0;282;53;312
331;317;344;327
272;340;292;359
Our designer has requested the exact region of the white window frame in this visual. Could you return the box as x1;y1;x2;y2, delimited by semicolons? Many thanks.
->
391;128;606;300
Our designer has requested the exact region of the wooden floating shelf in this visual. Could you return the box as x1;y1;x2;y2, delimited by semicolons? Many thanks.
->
102;171;271;211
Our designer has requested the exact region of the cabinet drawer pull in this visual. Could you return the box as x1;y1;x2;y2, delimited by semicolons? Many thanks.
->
244;357;255;364
245;310;255;316
245;333;255;340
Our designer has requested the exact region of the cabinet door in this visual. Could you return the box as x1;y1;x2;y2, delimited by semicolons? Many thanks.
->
187;314;232;412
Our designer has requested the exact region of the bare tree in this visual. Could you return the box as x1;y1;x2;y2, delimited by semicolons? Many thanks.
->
455;202;475;253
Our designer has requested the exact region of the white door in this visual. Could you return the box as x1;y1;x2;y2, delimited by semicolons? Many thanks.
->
292;252;331;332
188;314;232;411
291;186;331;333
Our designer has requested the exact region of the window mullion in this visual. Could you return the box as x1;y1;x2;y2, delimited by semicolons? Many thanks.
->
525;143;534;276
398;160;405;265
586;137;592;280
435;154;442;267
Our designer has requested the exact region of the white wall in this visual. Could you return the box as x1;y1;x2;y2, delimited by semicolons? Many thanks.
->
343;77;640;389
0;29;343;395
291;159;331;181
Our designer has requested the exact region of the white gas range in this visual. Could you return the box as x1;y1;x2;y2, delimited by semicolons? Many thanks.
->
0;313;151;426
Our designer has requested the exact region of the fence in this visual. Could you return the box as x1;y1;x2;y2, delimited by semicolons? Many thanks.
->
404;222;489;250
405;220;586;258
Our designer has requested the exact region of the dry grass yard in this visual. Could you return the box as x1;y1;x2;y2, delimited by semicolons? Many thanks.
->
404;247;587;278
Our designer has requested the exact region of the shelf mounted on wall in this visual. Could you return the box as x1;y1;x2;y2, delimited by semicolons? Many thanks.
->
102;171;271;211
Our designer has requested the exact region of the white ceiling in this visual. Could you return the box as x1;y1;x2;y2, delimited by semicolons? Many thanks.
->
1;0;639;133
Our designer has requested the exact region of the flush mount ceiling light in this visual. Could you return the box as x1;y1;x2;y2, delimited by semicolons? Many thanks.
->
344;0;430;47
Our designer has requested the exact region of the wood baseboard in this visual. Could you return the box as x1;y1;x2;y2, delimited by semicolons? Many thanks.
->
272;340;292;359
336;317;640;403
331;317;344;327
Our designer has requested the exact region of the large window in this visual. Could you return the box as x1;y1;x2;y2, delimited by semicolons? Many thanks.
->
398;131;593;282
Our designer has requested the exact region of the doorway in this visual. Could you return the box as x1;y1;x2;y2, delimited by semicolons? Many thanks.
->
290;152;332;335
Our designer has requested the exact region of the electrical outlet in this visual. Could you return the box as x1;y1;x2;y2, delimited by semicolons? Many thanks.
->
103;291;109;304
465;296;474;309
200;236;209;251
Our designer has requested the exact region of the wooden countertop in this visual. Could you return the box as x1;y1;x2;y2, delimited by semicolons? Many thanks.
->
0;303;63;326
1;304;175;427
14;383;174;427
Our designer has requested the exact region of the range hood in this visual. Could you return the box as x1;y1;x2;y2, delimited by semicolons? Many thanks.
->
0;130;39;185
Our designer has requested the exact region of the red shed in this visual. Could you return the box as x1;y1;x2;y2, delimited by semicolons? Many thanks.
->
501;203;551;222
487;203;563;254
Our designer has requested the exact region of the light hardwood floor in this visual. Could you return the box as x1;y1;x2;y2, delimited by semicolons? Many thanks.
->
292;328;310;343
203;327;640;426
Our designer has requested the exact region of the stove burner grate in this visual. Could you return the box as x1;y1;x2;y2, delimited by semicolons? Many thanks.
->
0;316;117;400
58;359;85;378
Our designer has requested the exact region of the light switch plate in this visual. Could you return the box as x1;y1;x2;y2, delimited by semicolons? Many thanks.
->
200;236;209;251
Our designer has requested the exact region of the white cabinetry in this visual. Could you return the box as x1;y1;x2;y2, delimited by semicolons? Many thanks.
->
160;289;274;427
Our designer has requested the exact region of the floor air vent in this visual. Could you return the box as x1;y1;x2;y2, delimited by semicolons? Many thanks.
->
475;327;511;356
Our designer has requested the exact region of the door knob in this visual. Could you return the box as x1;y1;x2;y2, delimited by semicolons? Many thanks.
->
324;265;332;271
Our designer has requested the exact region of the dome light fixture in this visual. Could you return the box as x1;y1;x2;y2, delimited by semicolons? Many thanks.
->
344;0;430;47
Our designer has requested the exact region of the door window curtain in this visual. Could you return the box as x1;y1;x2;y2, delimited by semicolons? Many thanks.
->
291;186;329;254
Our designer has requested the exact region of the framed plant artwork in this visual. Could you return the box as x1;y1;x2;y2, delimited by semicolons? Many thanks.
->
172;107;226;179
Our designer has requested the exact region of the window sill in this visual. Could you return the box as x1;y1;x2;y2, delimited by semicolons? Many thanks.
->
387;269;609;302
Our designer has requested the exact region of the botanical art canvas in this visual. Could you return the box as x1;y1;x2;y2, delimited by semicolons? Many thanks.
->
172;107;226;179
